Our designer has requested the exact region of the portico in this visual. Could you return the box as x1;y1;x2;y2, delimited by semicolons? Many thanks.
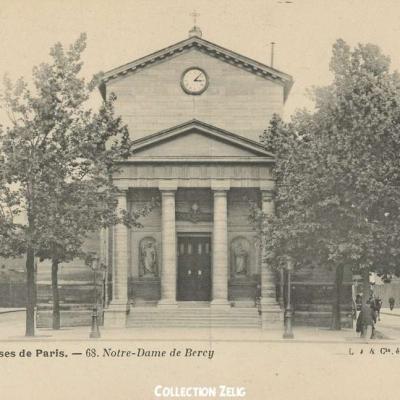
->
104;121;281;327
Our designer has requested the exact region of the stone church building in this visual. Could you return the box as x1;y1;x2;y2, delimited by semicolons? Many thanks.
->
100;26;292;329
34;26;352;329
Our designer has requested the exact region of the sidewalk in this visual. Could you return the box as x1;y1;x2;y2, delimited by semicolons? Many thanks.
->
380;307;400;317
0;326;365;343
0;308;398;342
0;320;396;343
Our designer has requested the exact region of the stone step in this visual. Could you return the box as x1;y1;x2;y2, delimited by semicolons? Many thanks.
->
129;315;259;318
127;307;261;328
129;320;258;323
127;320;261;326
129;320;260;325
129;315;259;321
127;324;260;328
129;313;259;318
129;308;258;313
129;314;259;320
128;318;260;322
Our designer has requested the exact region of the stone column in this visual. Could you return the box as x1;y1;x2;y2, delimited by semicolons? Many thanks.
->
158;181;177;307
104;189;130;327
260;188;282;328
211;181;230;306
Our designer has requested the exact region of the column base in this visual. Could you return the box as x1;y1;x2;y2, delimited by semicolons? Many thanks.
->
261;311;283;329
260;298;283;329
157;299;178;308
211;299;231;308
260;298;282;309
103;302;129;328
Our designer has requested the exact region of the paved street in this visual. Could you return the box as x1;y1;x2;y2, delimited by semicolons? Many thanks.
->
0;309;25;331
374;308;400;337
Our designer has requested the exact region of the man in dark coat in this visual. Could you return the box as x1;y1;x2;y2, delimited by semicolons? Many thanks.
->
356;301;376;339
374;297;382;321
389;297;395;311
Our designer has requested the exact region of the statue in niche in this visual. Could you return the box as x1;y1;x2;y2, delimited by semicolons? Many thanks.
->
231;237;250;277
139;238;158;278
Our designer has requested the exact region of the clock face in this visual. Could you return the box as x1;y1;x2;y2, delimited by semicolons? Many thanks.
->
181;67;208;95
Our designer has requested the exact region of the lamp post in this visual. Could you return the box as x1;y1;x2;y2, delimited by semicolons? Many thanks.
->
283;258;294;339
87;253;106;339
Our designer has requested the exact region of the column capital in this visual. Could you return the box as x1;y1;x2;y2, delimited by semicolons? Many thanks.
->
158;180;178;192
116;189;128;209
261;189;274;202
116;188;129;196
160;191;176;198
114;181;130;191
213;191;228;199
211;179;230;192
259;180;275;191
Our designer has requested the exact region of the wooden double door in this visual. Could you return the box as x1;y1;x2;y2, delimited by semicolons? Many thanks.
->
177;235;212;301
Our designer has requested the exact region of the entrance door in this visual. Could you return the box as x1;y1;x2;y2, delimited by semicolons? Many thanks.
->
177;235;211;301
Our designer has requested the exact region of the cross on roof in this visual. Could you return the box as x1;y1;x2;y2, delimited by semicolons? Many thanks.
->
190;10;200;26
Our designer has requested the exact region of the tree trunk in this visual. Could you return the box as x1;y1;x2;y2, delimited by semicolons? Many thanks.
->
25;246;35;337
331;264;344;330
362;268;370;306
51;259;60;330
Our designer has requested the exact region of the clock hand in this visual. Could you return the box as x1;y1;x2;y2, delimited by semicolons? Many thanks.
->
194;73;204;82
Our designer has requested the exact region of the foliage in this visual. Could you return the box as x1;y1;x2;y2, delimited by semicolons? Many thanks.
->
255;39;400;327
0;33;153;334
259;39;400;275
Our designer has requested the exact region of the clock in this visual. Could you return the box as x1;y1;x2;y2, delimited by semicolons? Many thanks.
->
181;67;208;95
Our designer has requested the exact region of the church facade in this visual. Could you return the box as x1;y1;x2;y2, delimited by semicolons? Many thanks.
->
33;28;353;329
99;27;294;329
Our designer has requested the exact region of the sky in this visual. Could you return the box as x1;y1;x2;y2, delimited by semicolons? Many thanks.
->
0;0;400;119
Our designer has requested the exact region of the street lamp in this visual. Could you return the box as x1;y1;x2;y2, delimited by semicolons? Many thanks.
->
87;252;106;339
283;258;294;339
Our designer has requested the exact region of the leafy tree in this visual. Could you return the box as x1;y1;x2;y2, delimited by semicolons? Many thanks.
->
0;34;151;335
257;39;400;329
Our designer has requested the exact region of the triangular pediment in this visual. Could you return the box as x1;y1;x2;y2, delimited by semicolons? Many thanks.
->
129;120;274;162
100;36;293;101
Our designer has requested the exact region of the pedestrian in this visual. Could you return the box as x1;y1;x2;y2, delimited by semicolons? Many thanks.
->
389;297;395;311
355;294;362;311
356;301;376;340
374;297;382;321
